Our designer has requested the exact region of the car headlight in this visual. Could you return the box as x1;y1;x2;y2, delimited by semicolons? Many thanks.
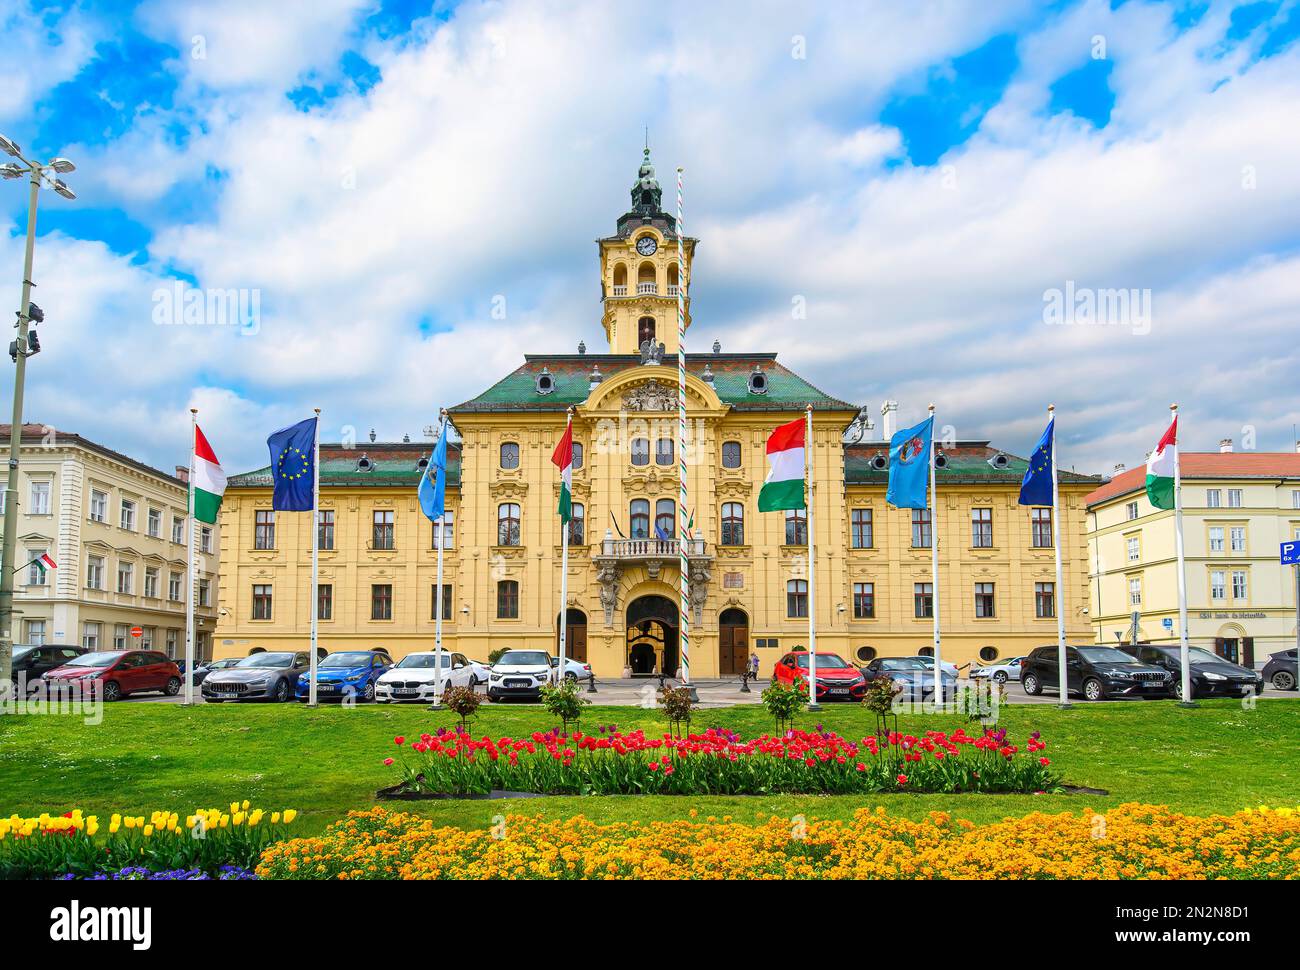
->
1203;672;1226;681
1110;670;1132;679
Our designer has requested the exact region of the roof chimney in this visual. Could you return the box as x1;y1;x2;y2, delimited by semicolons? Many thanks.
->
1219;438;1233;453
880;400;899;442
175;465;189;483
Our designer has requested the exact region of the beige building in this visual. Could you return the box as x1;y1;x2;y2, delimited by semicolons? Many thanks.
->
1085;445;1300;667
211;149;1098;676
0;424;220;658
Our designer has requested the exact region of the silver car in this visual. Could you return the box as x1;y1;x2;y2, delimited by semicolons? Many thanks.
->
201;651;310;703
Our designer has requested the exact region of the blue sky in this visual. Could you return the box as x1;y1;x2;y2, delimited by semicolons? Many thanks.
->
1;0;1298;475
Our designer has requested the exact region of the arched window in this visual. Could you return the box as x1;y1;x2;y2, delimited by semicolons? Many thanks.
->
571;442;584;470
637;262;657;295
569;503;585;545
721;441;742;468
497;580;519;619
638;316;656;346
667;262;679;295
655;437;674;466
917;645;935;657
655;499;675;539
612;263;628;296
721;502;744;546
629;500;650;539
630;438;649;466
497;503;521;546
500;442;519;469
786;580;809;618
785;509;807;545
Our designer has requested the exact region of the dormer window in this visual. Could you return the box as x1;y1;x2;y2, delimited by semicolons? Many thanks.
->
535;368;554;395
747;366;768;395
356;454;373;472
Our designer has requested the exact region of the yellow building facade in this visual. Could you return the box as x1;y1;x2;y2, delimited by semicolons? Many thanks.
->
213;150;1097;675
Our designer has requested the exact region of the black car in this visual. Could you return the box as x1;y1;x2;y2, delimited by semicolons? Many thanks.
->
185;657;242;687
10;644;86;692
1261;649;1297;691
1123;644;1262;699
1021;645;1174;701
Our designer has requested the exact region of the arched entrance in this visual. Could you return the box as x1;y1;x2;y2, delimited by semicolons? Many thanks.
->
555;608;587;663
719;608;749;676
626;595;678;677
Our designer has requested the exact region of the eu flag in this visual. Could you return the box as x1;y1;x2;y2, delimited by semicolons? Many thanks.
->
886;416;933;509
268;417;317;511
1018;417;1054;507
419;418;448;523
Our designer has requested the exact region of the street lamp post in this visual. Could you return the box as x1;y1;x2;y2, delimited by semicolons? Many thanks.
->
0;134;76;695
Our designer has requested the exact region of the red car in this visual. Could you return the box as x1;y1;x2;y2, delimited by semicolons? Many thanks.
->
771;650;867;702
42;650;182;701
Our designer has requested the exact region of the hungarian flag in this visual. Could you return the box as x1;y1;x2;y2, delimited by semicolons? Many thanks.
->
758;417;806;511
192;425;227;524
1145;414;1177;510
32;553;56;575
551;419;573;524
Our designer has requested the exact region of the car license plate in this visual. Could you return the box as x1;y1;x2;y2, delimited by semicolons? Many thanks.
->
215;692;238;699
394;689;417;697
505;679;529;688
829;688;849;695
317;684;336;692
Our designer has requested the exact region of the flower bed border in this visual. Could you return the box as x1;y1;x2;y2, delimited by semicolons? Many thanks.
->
374;782;1110;800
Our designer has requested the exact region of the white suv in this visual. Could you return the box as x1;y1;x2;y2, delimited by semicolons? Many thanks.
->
487;649;554;702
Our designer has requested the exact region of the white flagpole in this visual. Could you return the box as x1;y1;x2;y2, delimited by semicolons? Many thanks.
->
557;408;572;684
309;408;320;707
434;409;447;707
805;403;819;710
929;404;942;703
1171;402;1193;705
184;407;197;706
1048;405;1070;708
676;166;690;686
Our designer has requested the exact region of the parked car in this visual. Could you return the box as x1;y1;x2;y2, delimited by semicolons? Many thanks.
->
771;650;867;701
487;649;554;702
187;657;243;687
42;650;181;701
860;656;956;702
903;655;960;678
295;650;394;702
1261;649;1297;691
9;644;85;692
1021;645;1174;701
1122;644;1262;699
970;656;1027;684
376;651;478;703
202;652;310;703
552;656;593;683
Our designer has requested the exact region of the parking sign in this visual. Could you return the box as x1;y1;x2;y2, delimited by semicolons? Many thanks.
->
1281;541;1300;565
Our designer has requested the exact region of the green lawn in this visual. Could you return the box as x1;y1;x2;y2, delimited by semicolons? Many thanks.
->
1;699;1295;834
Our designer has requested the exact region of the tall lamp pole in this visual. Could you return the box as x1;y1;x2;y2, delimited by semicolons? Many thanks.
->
0;134;76;695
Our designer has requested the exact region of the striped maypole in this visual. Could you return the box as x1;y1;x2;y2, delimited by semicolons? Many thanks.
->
676;165;690;685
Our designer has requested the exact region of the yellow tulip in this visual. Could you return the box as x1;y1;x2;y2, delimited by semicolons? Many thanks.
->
242;799;250;811
143;825;154;837
283;809;298;824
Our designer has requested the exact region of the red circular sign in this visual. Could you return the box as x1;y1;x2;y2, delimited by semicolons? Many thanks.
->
130;626;143;638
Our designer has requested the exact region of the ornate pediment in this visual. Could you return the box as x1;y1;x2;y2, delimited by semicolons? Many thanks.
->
489;480;529;501
621;380;676;412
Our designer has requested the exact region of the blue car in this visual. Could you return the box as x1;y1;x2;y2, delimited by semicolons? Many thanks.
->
295;650;394;702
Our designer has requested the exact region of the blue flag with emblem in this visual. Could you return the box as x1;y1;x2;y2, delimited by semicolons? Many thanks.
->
886;415;933;509
419;417;448;523
267;417;317;511
1018;417;1054;507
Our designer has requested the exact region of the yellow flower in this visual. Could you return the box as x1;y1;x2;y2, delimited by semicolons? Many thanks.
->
283;810;298;824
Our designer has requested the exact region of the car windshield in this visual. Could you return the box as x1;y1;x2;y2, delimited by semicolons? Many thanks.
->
793;653;850;669
320;652;376;668
64;651;123;667
879;658;926;672
496;651;550;666
1077;647;1134;664
396;654;449;669
12;646;32;661
1185;647;1228;664
237;653;295;668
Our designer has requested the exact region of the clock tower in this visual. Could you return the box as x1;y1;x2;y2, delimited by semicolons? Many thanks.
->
598;146;696;356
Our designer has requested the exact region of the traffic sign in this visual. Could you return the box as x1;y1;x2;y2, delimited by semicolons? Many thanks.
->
130;626;143;639
1281;541;1300;565
1162;617;1174;630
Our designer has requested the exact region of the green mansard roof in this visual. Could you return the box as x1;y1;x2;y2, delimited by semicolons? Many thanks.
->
227;442;460;489
844;442;1101;487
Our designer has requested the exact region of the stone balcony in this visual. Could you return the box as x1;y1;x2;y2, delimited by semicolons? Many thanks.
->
593;533;712;626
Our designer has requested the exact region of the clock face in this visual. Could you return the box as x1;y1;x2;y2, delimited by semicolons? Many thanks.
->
636;236;658;256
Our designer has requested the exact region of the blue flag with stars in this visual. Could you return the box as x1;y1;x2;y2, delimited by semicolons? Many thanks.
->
268;417;317;511
1018;417;1055;507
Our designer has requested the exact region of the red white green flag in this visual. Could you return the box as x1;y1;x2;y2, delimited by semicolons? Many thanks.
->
31;553;57;576
758;417;807;512
1145;415;1177;510
551;418;573;524
192;425;227;524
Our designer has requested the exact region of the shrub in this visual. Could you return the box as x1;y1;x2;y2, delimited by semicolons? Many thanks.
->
760;678;806;732
442;685;482;721
538;678;589;727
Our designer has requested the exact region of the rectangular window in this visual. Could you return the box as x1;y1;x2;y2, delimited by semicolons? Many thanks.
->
1206;489;1221;508
431;584;453;621
172;516;185;544
198;578;210;608
82;622;100;650
1035;582;1055;618
1208;527;1224;552
147;508;162;537
372;510;395;550
971;507;993;548
784;509;807;545
721;503;745;546
911;509;932;548
25;619;45;645
786;580;808;618
852;582;874;619
1229;526;1246;553
86;556;104;590
1231;570;1248;600
200;526;213;554
144;567;159;599
141;627;154;650
116;562;134;594
1227;489;1243;508
1210;570;1226;601
1126;501;1139;521
1126;536;1140;561
89;490;108;523
1293;489;1300;510
165;630;178;659
498;504;521;546
119;499;136;531
569;503;585;545
168;571;182;601
1031;508;1053;548
497;580;519;619
318;509;335;550
113;624;128;650
913;582;933;618
254;510;275;549
851;509;873;549
432;509;455;550
29;481;51;515
371;584;393;620
252;584;273;620
1128;577;1142;606
318;583;333;621
974;582;995;618
655;438;674;466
